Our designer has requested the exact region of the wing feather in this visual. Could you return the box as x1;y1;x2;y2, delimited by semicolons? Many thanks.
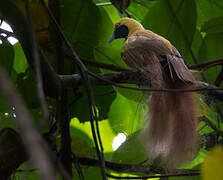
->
121;35;195;84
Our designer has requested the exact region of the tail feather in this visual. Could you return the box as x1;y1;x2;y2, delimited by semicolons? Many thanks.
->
142;82;198;168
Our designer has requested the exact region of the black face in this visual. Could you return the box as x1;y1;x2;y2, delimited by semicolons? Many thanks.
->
114;25;129;39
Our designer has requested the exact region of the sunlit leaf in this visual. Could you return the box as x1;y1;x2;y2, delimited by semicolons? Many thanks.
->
13;43;28;74
112;130;148;164
70;118;115;153
108;92;146;135
69;86;116;123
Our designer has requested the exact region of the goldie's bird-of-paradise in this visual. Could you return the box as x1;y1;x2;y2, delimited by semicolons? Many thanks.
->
109;18;198;168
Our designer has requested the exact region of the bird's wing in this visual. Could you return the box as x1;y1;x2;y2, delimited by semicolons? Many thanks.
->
121;35;195;84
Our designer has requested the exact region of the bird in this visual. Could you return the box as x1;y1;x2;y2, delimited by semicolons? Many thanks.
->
109;17;198;168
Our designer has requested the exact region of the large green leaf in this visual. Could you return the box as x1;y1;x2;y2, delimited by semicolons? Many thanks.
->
0;38;14;73
73;167;102;180
94;7;124;68
108;92;146;135
16;70;39;108
70;118;116;153
198;33;223;83
201;16;223;34
127;0;156;22
112;130;147;164
142;0;197;63
196;0;223;27
61;0;101;58
0;95;8;112
0;112;17;131
69;85;116;123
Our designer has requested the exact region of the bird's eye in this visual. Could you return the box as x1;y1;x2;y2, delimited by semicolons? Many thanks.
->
115;23;120;29
114;24;129;39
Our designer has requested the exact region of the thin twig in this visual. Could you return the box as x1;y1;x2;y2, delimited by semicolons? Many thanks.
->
24;0;49;129
75;157;200;176
189;59;223;70
81;57;131;72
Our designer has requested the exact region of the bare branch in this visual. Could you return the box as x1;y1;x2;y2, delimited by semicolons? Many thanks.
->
60;72;223;101
189;59;223;70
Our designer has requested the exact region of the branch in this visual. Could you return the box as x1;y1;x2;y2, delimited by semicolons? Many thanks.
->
48;0;73;176
75;157;200;178
60;72;223;101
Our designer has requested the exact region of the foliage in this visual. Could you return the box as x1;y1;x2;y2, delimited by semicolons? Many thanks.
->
0;0;223;179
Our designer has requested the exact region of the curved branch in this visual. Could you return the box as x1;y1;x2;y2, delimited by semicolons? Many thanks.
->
189;59;223;70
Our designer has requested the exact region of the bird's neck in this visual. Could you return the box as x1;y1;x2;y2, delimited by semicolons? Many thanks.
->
127;25;145;38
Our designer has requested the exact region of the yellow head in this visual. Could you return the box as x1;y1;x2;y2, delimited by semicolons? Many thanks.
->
108;18;144;44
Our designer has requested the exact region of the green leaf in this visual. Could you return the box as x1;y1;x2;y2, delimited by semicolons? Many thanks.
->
94;7;125;68
0;95;8;112
0;112;17;131
108;92;146;135
16;70;39;108
101;5;120;24
112;130;147;164
13;43;28;74
142;0;197;61
73;167;102;180
198;33;223;83
127;0;156;22
69;86;116;123
196;0;223;27
61;0;101;58
189;29;203;65
57;128;96;158
0;38;14;73
70;118;115;153
201;17;223;34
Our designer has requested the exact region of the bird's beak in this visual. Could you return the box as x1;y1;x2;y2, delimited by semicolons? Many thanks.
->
108;33;115;45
